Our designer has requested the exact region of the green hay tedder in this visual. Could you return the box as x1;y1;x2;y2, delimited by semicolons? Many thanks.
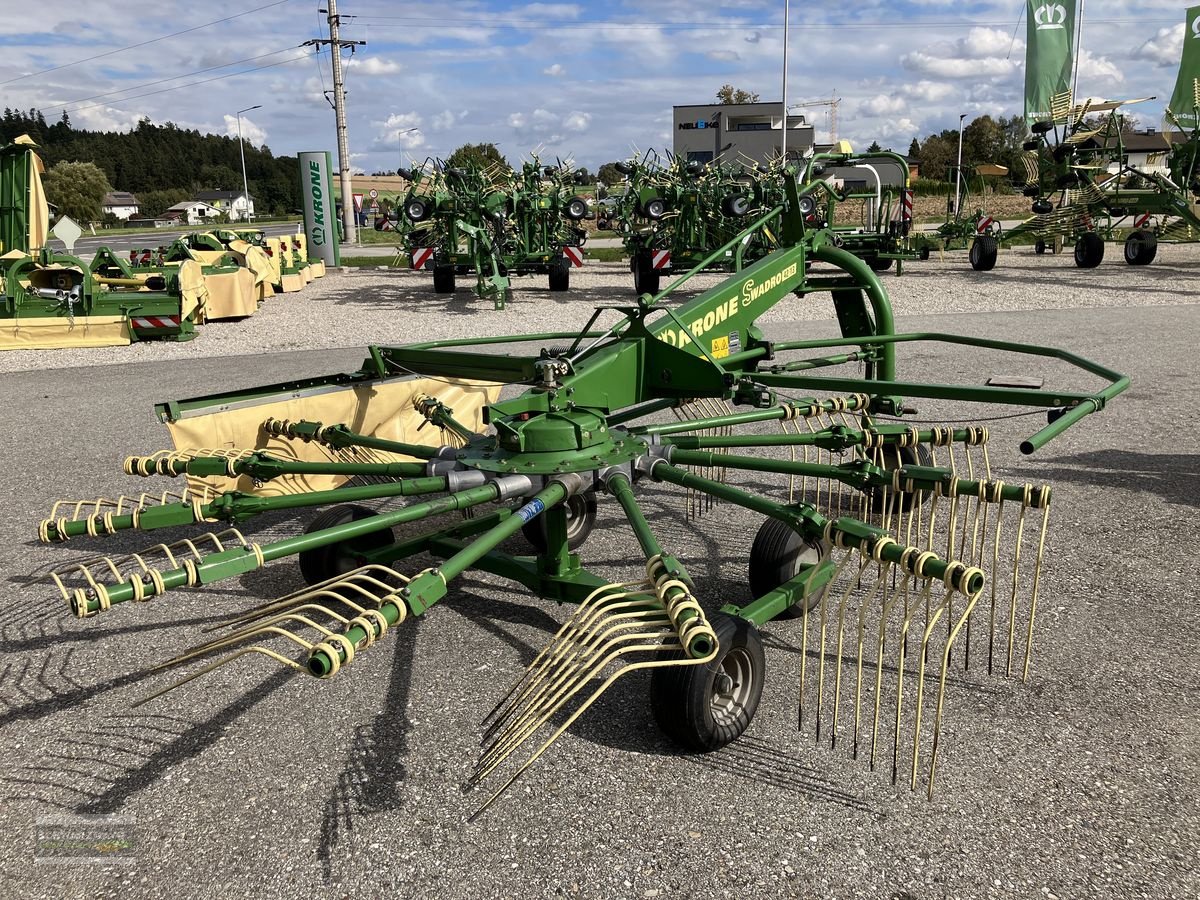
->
389;156;590;308
37;170;1128;817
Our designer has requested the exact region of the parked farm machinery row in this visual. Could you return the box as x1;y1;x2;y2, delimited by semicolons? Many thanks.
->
937;86;1200;273
0;135;325;350
379;156;591;308
606;147;920;294
37;170;1127;816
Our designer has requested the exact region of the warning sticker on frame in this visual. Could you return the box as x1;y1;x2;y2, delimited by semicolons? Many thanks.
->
517;498;546;523
728;331;741;354
711;335;730;359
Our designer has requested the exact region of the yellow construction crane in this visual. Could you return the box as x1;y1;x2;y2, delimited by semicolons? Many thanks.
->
790;93;841;144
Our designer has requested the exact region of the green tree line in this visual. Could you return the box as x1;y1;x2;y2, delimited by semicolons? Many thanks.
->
1;107;302;219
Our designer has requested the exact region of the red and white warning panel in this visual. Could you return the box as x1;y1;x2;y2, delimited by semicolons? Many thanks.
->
901;189;913;222
131;316;180;330
411;248;434;269
1134;213;1151;228
562;245;584;267
976;215;994;233
652;250;671;269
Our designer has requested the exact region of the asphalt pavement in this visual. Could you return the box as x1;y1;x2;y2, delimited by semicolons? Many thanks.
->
0;298;1196;898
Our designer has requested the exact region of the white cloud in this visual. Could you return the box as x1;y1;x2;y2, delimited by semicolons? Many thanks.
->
902;51;1017;79
563;111;591;132
508;112;527;128
904;80;955;103
1133;24;1185;67
431;110;456;131
346;56;402;76
1077;50;1124;84
543;63;566;77
861;94;907;116
707;50;739;62
901;27;1020;80
376;112;426;150
223;113;267;146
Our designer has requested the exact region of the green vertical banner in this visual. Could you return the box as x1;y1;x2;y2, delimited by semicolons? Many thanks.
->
1167;6;1200;128
298;150;340;266
1024;0;1076;124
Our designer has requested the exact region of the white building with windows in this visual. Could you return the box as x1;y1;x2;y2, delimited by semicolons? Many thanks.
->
101;191;139;220
195;189;255;221
163;200;223;225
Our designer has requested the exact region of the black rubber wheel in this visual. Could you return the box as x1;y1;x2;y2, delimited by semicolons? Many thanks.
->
642;197;666;220
564;196;588;220
1074;232;1104;268
632;253;660;295
432;265;456;293
1031;121;1053;135
1022;139;1041;152
1123;231;1157;266
521;491;597;552
870;442;934;513
918;246;930;261
867;255;894;272
747;518;828;619
298;504;394;586
1031;199;1054;215
650;613;765;752
969;235;998;271
614;161;633;175
721;194;750;217
1034;239;1047;255
548;261;570;292
405;199;429;222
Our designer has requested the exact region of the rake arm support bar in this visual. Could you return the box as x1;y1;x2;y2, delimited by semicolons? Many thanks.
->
647;462;982;595
664;423;981;452
43;475;452;541
264;418;444;461
756;330;1129;452
305;480;570;677
71;482;505;616
603;471;710;658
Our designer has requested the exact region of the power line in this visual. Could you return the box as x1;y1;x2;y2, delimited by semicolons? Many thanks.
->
48;46;304;114
64;51;315;115
0;0;293;86
354;15;1176;31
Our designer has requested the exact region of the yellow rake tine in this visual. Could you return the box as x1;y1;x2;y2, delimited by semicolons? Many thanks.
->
134;647;305;708
481;582;649;726
927;588;982;798
477;620;675;776
471;647;715;820
1022;497;1053;681
155;623;323;672
483;597;665;742
831;554;874;749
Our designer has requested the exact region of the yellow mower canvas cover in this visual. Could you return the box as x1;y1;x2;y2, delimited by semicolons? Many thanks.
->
0;137;132;350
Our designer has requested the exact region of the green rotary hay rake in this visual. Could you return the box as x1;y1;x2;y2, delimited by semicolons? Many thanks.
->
611;151;786;295
960;90;1200;272
36;171;1127;817
392;156;590;308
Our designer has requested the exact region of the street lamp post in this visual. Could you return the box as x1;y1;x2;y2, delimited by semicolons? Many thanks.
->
397;126;420;172
954;113;967;218
235;104;262;223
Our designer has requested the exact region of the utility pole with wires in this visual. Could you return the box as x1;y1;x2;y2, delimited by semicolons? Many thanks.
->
304;0;364;244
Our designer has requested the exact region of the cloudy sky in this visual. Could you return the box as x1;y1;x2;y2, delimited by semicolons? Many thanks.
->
0;0;1193;172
